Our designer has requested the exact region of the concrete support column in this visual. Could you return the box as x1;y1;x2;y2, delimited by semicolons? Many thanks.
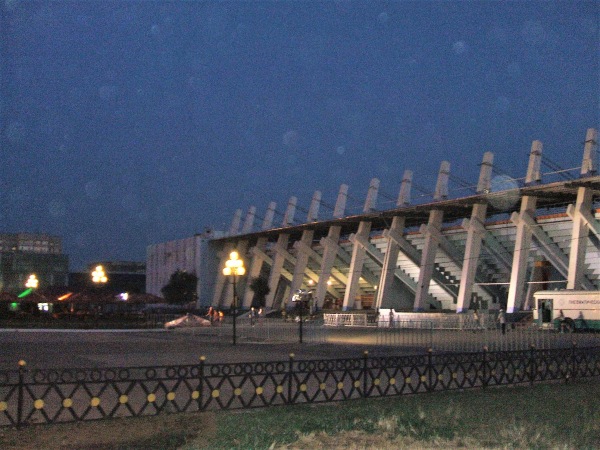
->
567;128;597;289
567;194;591;287
507;140;542;313
375;170;412;310
456;152;494;312
241;206;256;234
288;191;322;306
414;162;450;311
228;209;242;236
241;202;276;308
314;184;348;308
342;178;380;310
265;197;297;309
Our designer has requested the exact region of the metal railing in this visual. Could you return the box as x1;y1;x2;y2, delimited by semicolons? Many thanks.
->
2;344;599;428
376;322;600;352
183;317;328;344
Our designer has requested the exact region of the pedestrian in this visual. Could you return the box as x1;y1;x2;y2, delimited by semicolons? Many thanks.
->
558;309;566;333
497;309;506;335
473;310;482;332
206;306;214;324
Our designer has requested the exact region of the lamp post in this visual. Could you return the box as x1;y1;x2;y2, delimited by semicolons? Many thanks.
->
223;251;245;345
292;289;312;344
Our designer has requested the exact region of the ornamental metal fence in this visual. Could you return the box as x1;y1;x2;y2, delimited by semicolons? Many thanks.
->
1;344;599;429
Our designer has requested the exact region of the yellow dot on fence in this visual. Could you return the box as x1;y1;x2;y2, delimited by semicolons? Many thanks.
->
0;401;7;411
491;370;496;376
212;390;220;398
452;373;458;379
256;387;264;395
34;399;44;410
337;382;344;389
192;391;200;400
319;383;326;390
354;381;360;388
119;395;128;404
90;397;100;407
374;378;380;386
300;384;307;392
420;376;427;382
515;369;520;375
234;388;242;396
405;377;411;383
438;374;444;381
276;385;284;394
167;392;176;401
62;398;73;408
147;393;156;403
389;378;396;385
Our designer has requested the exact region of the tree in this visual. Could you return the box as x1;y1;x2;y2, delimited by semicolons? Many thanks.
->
161;270;198;305
248;277;270;308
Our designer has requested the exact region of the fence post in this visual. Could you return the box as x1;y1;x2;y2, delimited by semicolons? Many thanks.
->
288;353;295;405
529;345;536;386
362;351;369;398
198;356;205;411
571;341;577;381
17;359;26;430
427;348;433;392
481;346;488;389
429;322;434;352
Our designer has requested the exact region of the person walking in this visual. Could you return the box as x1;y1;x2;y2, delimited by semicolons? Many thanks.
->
473;310;482;332
497;309;506;335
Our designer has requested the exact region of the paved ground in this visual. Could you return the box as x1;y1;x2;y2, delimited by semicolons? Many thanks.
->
0;327;407;370
2;323;596;370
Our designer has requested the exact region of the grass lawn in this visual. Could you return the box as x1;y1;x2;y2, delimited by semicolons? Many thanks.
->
1;378;599;449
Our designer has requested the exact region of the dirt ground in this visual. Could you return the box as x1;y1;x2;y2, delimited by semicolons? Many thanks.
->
0;412;216;450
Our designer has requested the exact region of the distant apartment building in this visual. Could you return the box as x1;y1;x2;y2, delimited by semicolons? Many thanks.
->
146;230;223;307
0;233;69;293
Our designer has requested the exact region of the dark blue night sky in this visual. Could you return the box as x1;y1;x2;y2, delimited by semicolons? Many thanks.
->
1;1;598;270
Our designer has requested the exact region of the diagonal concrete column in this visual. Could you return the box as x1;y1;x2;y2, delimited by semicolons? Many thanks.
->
567;128;597;289
342;178;380;310
375;170;412;310
288;191;322;307
456;152;494;312
507;140;542;313
241;206;257;235
414;161;450;311
511;210;594;291
241;202;276;308
314;184;348;308
265;197;297;309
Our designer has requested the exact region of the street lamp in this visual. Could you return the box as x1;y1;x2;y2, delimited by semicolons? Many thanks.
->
91;265;108;284
223;250;245;345
25;274;39;289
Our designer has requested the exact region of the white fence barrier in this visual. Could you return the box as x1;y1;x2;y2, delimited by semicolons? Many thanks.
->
324;310;496;330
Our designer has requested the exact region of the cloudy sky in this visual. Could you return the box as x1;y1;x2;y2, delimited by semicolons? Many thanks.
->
1;1;598;270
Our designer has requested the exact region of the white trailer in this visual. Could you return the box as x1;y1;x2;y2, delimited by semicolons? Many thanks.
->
532;290;600;332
